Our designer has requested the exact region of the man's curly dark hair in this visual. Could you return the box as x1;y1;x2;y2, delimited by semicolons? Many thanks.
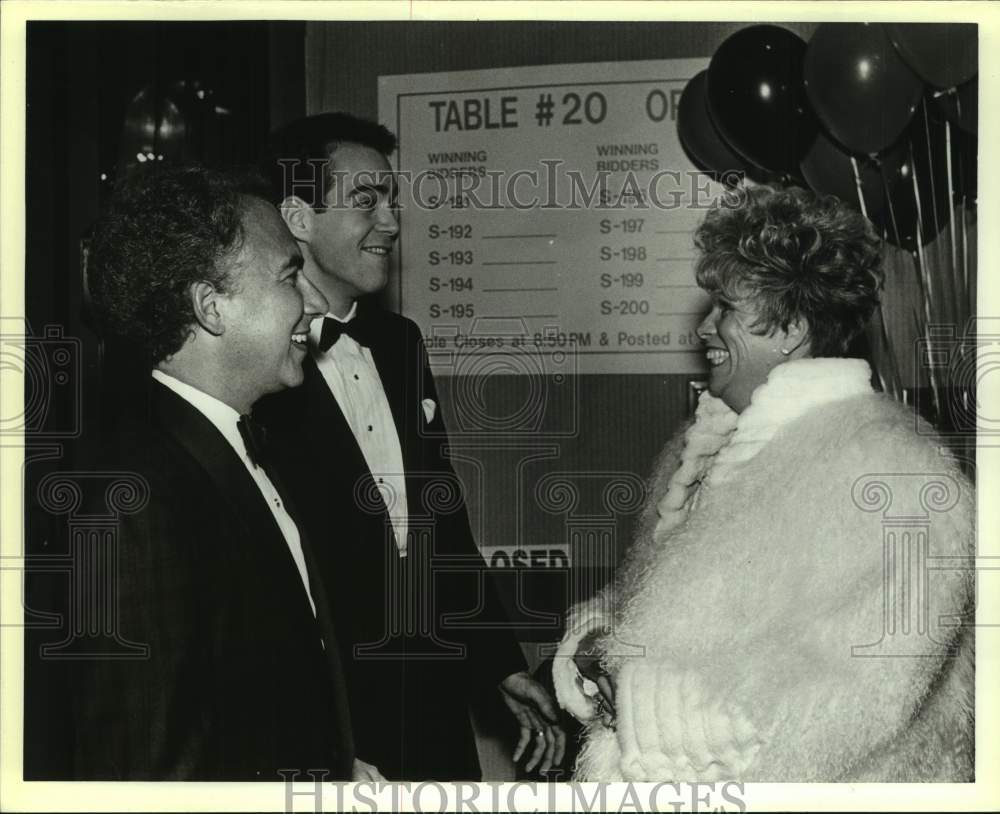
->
88;165;256;364
694;185;884;357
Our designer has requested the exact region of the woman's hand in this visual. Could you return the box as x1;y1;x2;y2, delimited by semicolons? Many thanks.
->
573;630;616;723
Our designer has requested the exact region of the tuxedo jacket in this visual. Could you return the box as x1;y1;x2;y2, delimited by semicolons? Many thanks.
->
257;308;526;780
25;381;354;780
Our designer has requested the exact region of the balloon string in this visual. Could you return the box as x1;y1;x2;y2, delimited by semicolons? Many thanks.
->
877;295;902;401
910;142;928;284
949;86;972;316
957;122;971;313
945;119;959;308
850;157;868;219
962;202;970;318
910;143;941;422
869;162;901;402
878;161;903;246
921;98;941;237
876;366;890;398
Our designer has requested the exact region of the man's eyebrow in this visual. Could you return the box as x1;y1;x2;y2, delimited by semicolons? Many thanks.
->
351;180;395;196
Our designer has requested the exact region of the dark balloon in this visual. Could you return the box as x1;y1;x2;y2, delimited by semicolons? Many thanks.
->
933;77;978;135
873;101;956;251
678;70;772;186
804;23;925;156
707;25;818;173
798;97;968;252
800;129;887;216
886;23;977;90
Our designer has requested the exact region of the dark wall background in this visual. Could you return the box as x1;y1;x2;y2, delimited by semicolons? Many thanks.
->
305;21;818;119
26;21;303;445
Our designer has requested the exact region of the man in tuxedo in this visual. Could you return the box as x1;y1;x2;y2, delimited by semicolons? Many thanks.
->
25;166;355;780
257;113;566;780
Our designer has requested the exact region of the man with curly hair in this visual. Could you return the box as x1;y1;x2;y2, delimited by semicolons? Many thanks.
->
29;165;360;780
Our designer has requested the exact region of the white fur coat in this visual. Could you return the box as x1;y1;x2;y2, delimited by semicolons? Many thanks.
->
554;359;975;782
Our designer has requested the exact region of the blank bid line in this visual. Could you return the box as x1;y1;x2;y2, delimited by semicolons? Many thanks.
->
482;233;557;239
657;311;706;317
502;314;558;319
655;228;692;234
483;287;558;293
482;261;558;266
522;349;703;355
656;256;698;262
656;284;701;289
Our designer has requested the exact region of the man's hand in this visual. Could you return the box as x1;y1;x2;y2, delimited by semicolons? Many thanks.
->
351;757;387;782
498;671;567;775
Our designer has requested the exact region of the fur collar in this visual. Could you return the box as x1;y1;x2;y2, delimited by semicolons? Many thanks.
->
653;358;873;540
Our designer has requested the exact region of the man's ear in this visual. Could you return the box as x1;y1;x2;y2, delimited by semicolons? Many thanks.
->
190;281;225;337
280;195;315;242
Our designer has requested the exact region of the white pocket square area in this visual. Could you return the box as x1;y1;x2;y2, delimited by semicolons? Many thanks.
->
421;398;437;423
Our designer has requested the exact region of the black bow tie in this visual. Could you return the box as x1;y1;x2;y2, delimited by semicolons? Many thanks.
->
237;414;269;469
318;315;373;352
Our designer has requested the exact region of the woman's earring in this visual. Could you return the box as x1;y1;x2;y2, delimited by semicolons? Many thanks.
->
779;348;791;356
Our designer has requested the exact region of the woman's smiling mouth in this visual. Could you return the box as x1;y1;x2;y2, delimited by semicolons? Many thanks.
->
706;348;730;367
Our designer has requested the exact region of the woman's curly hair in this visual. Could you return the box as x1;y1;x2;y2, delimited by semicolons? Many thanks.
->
694;185;884;357
87;165;252;364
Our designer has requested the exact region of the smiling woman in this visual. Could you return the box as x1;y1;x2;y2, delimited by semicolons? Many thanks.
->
553;185;975;782
692;186;883;412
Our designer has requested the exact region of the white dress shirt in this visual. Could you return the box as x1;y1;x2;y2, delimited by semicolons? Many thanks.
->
151;370;317;615
310;304;409;557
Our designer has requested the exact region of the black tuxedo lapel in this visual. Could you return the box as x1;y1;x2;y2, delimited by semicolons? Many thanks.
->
301;354;353;439
366;317;425;490
255;312;523;780
367;323;410;438
150;382;317;621
152;383;278;540
263;458;356;761
301;312;423;481
152;381;355;760
300;351;396;518
302;355;372;474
